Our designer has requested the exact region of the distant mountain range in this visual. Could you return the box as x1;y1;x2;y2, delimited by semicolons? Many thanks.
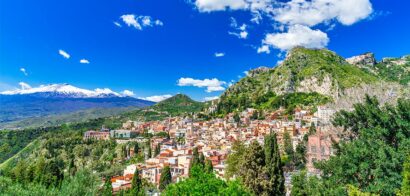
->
0;84;154;126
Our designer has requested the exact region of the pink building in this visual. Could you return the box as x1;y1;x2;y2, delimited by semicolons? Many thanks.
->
306;130;338;173
83;131;110;140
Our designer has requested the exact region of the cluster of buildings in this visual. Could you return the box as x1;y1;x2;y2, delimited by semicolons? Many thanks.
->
87;105;340;193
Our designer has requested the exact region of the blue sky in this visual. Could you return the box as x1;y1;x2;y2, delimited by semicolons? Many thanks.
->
0;0;409;101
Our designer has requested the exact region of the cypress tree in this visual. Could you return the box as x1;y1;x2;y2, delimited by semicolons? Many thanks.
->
147;141;152;158
239;140;266;195
159;166;172;191
134;142;139;155
154;143;161;157
205;159;213;173
264;133;285;195
131;169;142;195
192;147;200;167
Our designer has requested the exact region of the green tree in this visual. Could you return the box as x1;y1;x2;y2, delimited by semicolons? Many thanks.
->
159;166;172;191
264;133;285;195
164;165;251;195
233;112;240;124
398;155;410;196
225;141;246;179
205;159;213;173
154;143;161;157
60;169;99;196
294;141;307;169
238;140;266;195
102;176;113;196
191;147;201;168
283;131;295;169
131;169;143;195
147;141;152;159
316;96;410;195
134;142;139;155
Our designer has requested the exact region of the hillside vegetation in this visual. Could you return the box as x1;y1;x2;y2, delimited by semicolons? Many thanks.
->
217;47;408;114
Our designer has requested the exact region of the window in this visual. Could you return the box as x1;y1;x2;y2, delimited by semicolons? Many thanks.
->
311;146;317;153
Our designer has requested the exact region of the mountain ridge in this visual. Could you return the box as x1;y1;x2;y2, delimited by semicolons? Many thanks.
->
215;47;409;114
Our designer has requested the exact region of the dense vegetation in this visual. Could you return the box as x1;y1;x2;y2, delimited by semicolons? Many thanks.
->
374;56;410;85
151;94;205;116
217;91;331;115
164;147;251;195
291;96;410;195
224;134;285;195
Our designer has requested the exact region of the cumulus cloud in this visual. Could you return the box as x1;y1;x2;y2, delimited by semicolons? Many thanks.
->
190;0;373;52
120;14;163;30
273;0;373;27
260;24;329;52
59;49;70;59
138;94;172;102
203;96;219;101
177;77;226;92
19;82;31;90
215;52;225;57
80;59;90;64
121;90;134;97
20;68;28;76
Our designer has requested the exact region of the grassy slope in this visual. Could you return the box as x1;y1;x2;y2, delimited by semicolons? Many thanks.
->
0;139;40;171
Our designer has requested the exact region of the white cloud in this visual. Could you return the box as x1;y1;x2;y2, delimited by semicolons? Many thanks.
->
243;71;249;76
59;49;70;59
194;0;248;12
215;52;225;57
20;68;28;76
261;24;329;51
190;0;373;53
273;0;373;27
121;14;142;30
80;59;90;64
257;45;270;54
113;22;122;27
203;96;219;101
177;77;226;92
138;94;172;102
18;82;31;90
120;14;163;30
229;18;248;39
121;90;135;97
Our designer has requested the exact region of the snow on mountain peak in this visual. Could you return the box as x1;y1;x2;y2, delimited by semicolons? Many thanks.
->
0;83;124;98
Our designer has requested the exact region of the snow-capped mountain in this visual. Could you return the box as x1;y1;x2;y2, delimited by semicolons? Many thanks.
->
0;83;123;98
0;84;155;124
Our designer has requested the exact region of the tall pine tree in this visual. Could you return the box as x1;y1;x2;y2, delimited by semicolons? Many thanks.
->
264;133;285;195
131;169;142;195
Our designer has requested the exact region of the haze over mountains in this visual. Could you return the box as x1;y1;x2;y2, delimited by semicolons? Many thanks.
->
0;84;154;127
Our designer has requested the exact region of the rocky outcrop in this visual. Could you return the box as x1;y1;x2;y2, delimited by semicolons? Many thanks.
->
346;52;376;67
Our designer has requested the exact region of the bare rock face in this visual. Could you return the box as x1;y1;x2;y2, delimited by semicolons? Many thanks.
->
346;53;377;67
248;67;271;77
327;81;409;111
296;75;338;98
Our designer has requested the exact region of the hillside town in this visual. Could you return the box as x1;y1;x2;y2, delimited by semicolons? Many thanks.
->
84;105;341;194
